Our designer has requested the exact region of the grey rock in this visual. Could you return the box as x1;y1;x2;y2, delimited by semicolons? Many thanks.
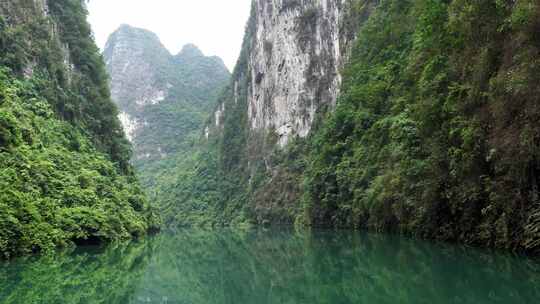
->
213;0;354;148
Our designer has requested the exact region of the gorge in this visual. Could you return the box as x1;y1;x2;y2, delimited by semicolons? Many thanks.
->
2;0;540;303
134;0;540;255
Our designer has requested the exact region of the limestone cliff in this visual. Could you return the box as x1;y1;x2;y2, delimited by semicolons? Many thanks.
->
210;0;364;148
104;25;170;129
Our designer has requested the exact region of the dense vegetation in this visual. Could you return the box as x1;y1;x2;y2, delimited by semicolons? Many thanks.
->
304;0;540;252
0;0;158;258
174;0;540;253
147;22;256;226
146;146;224;227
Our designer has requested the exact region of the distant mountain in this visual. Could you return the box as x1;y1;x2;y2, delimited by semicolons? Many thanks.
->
103;24;230;162
103;25;230;214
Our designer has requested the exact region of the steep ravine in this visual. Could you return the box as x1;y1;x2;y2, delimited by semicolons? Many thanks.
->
194;0;374;226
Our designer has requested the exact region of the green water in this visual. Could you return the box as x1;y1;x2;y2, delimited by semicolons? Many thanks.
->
1;229;539;304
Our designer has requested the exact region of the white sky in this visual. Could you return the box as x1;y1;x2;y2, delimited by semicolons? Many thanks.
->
87;0;252;71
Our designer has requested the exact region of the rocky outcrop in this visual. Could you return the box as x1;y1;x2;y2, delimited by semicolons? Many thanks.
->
249;0;347;147
103;25;172;142
212;0;359;148
104;25;230;161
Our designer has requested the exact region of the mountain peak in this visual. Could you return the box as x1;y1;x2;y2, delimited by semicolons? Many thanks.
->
118;23;134;30
177;43;204;58
114;24;155;36
103;24;170;65
105;24;164;50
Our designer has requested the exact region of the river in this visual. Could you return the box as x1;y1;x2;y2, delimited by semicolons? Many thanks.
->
1;228;539;303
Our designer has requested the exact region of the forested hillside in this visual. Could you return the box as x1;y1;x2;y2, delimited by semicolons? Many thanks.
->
0;0;159;258
305;0;540;252
179;0;540;253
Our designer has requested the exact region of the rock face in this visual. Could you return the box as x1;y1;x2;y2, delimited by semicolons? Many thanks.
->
0;0;73;80
104;25;230;161
104;25;170;117
213;0;355;148
249;0;347;147
189;0;373;226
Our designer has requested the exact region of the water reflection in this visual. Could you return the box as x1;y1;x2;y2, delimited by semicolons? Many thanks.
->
133;229;540;304
0;240;155;303
1;229;540;304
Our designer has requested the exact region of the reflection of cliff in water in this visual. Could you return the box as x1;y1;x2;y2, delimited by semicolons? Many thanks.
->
134;229;540;304
0;240;156;304
1;229;539;304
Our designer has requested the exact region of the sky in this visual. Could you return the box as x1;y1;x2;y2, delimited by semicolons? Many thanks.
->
87;0;252;71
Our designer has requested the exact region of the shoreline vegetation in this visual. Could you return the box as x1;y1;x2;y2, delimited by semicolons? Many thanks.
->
166;0;540;255
0;0;159;259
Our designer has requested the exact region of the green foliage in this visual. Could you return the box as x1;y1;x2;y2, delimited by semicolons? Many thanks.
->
0;70;158;258
0;0;132;173
0;1;159;258
248;139;308;225
144;146;225;227
304;0;540;253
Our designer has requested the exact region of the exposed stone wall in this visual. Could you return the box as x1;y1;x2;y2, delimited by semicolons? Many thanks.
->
248;0;346;147
104;25;171;112
212;0;355;148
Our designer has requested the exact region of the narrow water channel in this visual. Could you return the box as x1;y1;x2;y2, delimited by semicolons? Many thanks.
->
1;229;539;304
